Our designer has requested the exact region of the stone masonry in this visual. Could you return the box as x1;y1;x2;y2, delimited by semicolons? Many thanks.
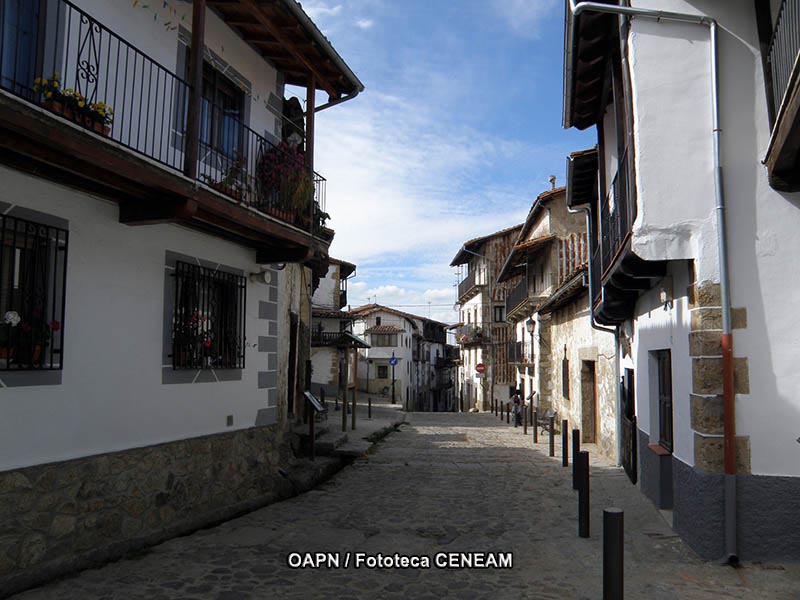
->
688;281;749;473
0;424;297;596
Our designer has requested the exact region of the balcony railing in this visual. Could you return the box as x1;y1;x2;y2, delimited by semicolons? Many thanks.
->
599;147;635;277
769;0;800;114
507;340;533;364
456;324;484;345
0;0;326;234
457;269;479;299
505;278;528;315
311;331;345;346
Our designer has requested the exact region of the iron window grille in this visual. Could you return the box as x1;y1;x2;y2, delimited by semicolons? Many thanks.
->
0;214;69;371
171;261;246;370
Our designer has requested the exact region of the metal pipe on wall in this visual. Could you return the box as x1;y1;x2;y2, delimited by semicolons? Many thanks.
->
568;0;736;563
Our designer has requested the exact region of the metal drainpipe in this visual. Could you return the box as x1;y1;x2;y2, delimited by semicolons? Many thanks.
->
568;1;736;563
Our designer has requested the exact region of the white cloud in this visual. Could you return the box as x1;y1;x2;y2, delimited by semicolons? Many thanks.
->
301;1;343;22
491;0;560;39
355;18;374;30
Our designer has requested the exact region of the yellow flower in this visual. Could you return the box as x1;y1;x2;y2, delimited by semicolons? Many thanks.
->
53;71;60;78
53;81;59;88
33;77;41;85
42;79;48;85
77;101;85;108
46;92;53;98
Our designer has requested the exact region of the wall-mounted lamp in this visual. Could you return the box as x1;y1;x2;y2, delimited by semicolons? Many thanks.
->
525;318;535;334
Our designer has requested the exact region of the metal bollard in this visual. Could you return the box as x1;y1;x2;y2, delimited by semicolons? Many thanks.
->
523;403;528;435
506;403;510;424
342;395;347;433
533;410;538;443
334;395;339;411
368;397;372;419
562;419;569;467
548;416;555;457
578;451;590;538
603;508;624;600
572;429;581;490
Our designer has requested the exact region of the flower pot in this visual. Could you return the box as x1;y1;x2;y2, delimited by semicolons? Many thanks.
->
42;99;64;116
92;120;111;137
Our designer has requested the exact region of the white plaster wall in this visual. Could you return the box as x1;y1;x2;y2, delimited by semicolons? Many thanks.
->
626;0;800;476
631;262;693;466
312;265;339;309
0;166;286;471
71;1;281;158
626;1;719;281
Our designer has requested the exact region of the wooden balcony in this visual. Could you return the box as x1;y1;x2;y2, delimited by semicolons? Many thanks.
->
0;0;360;266
765;0;800;190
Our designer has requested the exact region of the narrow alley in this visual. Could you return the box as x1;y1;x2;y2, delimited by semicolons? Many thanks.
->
14;413;800;600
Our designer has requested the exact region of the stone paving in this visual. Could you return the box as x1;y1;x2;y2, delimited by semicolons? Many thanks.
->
12;412;800;599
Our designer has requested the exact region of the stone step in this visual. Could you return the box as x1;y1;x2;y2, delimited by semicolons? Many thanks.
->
293;422;331;441
315;431;348;454
327;439;373;458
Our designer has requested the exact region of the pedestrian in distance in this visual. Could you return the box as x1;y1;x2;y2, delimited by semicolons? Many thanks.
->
512;391;522;427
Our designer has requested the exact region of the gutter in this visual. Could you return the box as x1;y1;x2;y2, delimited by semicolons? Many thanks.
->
279;0;365;111
567;1;737;564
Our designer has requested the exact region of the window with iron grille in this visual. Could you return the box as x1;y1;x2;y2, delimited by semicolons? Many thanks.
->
171;261;246;370
0;214;68;371
377;365;389;379
656;349;673;452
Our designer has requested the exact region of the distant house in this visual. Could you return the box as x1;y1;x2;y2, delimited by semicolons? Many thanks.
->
0;0;363;593
310;258;368;402
349;304;453;411
451;225;522;411
497;186;617;459
563;0;800;560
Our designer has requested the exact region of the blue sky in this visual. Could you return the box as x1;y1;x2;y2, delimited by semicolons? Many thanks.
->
297;0;594;323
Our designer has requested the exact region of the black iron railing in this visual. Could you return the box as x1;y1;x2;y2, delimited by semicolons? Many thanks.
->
505;278;528;315
171;261;246;370
599;147;634;277
311;330;345;346
769;0;800;114
0;0;326;234
0;214;68;371
457;269;479;299
507;339;532;364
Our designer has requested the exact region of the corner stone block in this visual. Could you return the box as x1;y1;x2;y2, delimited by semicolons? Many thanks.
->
689;331;722;357
692;357;723;395
688;282;722;308
731;307;747;329
690;307;722;332
693;433;751;474
690;394;724;435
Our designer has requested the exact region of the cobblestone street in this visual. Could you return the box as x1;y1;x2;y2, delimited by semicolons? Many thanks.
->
14;412;800;600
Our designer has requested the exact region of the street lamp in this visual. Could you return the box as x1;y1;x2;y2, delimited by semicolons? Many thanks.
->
457;246;496;412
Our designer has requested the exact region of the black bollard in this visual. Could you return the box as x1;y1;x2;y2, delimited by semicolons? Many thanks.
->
548;416;555;457
578;451;590;538
368;397;372;419
603;508;624;600
562;419;569;467
506;403;510;424
533;411;538;443
523;403;528;435
572;429;581;490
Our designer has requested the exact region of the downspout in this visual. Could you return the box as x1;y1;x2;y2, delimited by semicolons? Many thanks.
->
568;1;736;563
567;202;621;464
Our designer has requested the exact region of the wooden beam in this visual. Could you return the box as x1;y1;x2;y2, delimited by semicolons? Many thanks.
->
183;0;206;179
256;246;313;263
120;198;198;225
237;0;340;98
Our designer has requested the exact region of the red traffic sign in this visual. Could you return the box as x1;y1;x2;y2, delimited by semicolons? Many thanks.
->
475;363;486;374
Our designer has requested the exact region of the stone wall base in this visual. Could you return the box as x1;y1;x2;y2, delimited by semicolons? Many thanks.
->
0;425;317;597
639;433;800;561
